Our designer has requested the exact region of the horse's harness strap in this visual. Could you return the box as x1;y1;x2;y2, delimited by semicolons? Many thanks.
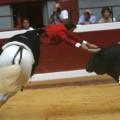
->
19;36;29;40
12;36;29;64
12;46;24;64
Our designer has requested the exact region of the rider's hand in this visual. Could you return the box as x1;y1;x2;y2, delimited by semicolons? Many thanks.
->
81;44;89;51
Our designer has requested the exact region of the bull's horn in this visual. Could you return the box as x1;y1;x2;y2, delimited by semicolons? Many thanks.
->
87;48;101;53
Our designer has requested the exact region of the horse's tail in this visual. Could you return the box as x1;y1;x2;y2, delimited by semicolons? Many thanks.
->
0;47;23;107
0;62;21;107
2;46;24;93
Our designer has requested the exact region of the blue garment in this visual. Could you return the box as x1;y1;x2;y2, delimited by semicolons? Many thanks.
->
78;15;96;24
117;15;120;21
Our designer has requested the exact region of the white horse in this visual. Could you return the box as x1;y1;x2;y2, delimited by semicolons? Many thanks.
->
0;41;34;107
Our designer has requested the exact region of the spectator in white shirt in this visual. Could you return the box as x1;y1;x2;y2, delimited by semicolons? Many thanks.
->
98;7;116;23
22;18;34;30
49;3;68;24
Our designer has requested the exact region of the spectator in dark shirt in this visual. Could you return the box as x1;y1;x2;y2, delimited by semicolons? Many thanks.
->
49;2;69;24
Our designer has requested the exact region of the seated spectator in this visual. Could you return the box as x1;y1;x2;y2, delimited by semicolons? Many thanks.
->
98;7;116;23
22;18;34;30
49;2;68;24
78;9;96;25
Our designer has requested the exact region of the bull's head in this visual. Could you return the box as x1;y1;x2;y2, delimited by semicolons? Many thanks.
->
86;48;106;75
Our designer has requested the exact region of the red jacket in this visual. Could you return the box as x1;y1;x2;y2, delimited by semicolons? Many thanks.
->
40;24;82;47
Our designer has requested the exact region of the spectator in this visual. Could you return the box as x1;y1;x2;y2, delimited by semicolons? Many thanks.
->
49;2;68;24
116;14;120;22
22;18;34;30
98;7;116;23
78;9;96;25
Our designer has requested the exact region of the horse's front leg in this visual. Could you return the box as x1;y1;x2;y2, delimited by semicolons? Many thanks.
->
119;76;120;85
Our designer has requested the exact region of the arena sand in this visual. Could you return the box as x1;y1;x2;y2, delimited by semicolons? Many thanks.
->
0;75;120;120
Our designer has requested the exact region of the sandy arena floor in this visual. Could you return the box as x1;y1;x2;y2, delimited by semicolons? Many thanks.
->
0;75;120;120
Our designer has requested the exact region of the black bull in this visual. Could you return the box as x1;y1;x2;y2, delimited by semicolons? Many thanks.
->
86;44;120;83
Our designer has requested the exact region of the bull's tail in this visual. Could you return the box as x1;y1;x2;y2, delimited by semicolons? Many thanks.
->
87;48;101;53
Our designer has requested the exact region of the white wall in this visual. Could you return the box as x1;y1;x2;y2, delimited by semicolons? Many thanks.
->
78;0;120;22
0;5;13;29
